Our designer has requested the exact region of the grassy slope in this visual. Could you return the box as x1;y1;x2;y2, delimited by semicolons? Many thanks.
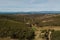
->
0;14;60;40
0;15;35;40
52;31;60;40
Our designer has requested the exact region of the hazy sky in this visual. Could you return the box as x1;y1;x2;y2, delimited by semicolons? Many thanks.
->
0;0;60;12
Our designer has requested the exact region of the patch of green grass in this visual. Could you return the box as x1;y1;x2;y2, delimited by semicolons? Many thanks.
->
52;31;60;40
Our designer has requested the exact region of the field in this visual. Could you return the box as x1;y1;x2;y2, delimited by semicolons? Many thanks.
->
0;14;60;40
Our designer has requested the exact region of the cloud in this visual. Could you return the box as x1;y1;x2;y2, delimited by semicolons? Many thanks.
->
0;0;60;12
29;0;35;4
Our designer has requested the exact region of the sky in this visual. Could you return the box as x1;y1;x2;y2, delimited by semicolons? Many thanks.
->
0;0;60;12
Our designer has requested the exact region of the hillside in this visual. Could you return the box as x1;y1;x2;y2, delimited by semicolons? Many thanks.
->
0;14;60;26
0;14;60;40
0;14;35;40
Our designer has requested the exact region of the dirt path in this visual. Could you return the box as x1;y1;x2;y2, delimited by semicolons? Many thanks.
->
40;26;60;31
33;27;45;40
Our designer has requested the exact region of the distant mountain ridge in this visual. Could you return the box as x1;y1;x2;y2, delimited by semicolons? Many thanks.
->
0;11;60;14
40;11;60;13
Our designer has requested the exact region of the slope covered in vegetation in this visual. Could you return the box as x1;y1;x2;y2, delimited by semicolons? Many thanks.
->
0;14;35;40
0;14;60;40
